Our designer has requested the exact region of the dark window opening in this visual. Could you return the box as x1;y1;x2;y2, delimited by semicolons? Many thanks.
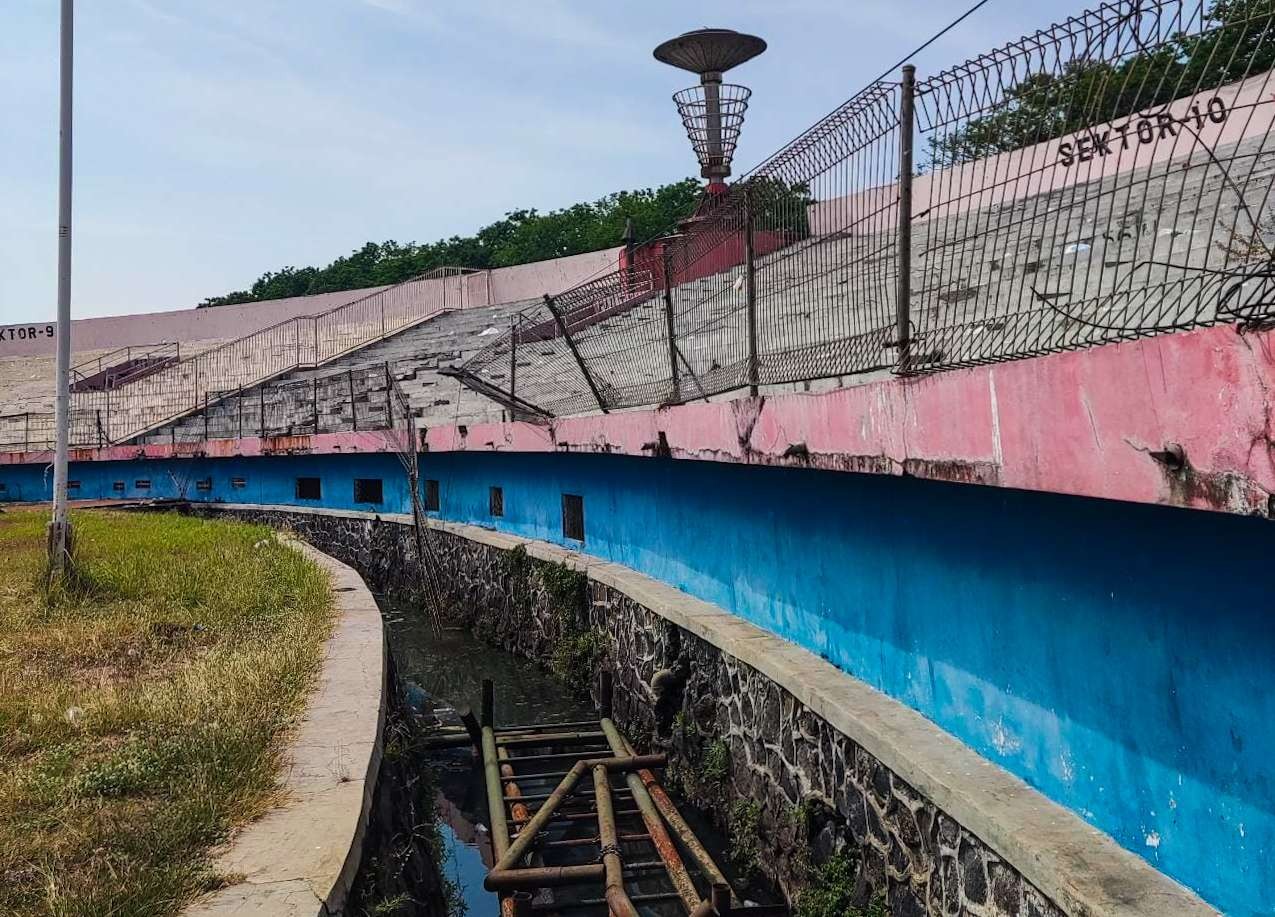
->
295;477;322;500
195;478;212;492
231;477;246;489
112;481;125;492
489;486;504;517
0;483;7;493
354;478;384;504
135;479;151;490
562;493;584;542
424;479;440;512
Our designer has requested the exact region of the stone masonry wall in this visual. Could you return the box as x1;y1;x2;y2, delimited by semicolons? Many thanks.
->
196;506;1066;917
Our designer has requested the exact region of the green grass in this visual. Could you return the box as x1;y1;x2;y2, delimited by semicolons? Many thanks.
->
0;508;336;917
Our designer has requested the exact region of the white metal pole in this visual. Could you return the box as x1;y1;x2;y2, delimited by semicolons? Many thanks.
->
50;0;74;570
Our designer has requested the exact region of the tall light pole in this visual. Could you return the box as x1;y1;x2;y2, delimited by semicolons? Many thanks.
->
49;0;74;573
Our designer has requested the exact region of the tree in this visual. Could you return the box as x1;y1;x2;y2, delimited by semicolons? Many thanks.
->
198;178;704;307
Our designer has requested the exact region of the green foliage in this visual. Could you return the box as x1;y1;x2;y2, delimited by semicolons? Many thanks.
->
541;560;587;618
794;852;888;917
701;739;731;784
538;559;599;697
550;627;605;696
745;176;815;237
728;799;763;882
930;0;1275;166
200;179;704;307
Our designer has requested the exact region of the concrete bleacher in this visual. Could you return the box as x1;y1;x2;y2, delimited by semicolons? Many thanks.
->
136;298;539;443
5;124;1271;447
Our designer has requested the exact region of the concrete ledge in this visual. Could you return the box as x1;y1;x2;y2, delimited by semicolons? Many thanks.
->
421;518;1215;917
184;538;386;917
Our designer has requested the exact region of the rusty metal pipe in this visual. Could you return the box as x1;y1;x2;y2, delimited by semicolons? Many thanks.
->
599;721;699;912
605;722;738;905
485;863;606;891
488;753;666;883
594;764;639;917
496;719;602;733
496;729;608;747
499;747;532;828
495;748;612;764
488;759;590;883
482;726;511;859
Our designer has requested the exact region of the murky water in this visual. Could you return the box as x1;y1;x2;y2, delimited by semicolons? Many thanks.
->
381;602;594;916
379;599;776;917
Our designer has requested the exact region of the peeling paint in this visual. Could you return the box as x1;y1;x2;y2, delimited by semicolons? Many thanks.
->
902;457;1001;486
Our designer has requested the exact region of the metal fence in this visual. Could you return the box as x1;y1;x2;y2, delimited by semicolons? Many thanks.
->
0;362;412;452
455;0;1275;417
0;267;478;452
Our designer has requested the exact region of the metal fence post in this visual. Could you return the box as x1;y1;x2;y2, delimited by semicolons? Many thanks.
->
896;64;916;368
238;386;244;438
203;393;209;441
348;369;358;432
385;362;394;428
743;188;759;396
24;412;30;453
662;246;681;402
260;385;266;438
313;378;320;434
545;294;609;414
508;315;518;417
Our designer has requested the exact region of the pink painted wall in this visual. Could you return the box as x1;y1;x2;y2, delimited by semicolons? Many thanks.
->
418;320;1275;518
15;320;1273;520
487;248;621;305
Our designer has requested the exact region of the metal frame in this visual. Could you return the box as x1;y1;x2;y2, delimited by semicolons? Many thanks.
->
472;676;777;917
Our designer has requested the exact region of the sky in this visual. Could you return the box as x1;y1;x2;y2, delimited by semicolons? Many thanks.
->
1;0;1089;324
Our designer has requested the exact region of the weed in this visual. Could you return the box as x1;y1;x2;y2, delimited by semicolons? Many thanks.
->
672;710;693;738
701;739;731;784
728;799;763;882
0;507;335;916
550;627;605;697
794;852;888;917
541;560;586;618
369;892;412;915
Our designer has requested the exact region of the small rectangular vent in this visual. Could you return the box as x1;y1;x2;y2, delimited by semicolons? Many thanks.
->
66;481;80;491
195;478;212;492
231;477;246;489
354;478;383;504
295;477;322;500
112;481;125;492
489;486;504;517
562;493;584;542
135;479;151;490
424;479;440;512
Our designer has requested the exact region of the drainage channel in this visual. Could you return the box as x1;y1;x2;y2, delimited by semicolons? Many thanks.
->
376;598;784;917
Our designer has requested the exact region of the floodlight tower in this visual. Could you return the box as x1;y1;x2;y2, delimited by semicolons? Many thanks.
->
654;28;767;194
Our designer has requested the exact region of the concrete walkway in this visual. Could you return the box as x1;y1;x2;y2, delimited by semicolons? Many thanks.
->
184;539;386;917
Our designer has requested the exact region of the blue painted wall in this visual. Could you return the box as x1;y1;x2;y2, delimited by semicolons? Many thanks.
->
2;450;1269;914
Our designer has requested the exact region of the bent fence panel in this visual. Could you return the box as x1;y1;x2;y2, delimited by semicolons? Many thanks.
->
454;0;1275;417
